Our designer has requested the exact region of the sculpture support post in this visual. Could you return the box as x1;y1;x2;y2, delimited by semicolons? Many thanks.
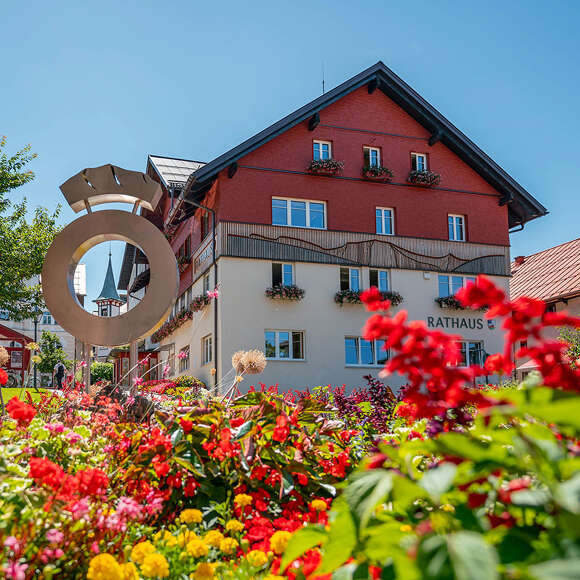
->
129;341;138;391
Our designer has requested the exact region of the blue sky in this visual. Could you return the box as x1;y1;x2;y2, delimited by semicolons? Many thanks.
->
3;0;579;306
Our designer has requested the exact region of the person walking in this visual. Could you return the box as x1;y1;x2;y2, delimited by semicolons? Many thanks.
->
53;362;66;390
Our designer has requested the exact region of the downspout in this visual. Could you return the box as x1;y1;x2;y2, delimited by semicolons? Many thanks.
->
178;194;219;394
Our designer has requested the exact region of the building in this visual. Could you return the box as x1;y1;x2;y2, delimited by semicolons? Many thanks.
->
120;62;547;393
510;238;580;380
0;264;86;386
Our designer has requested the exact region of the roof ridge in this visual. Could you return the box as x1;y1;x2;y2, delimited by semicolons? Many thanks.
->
515;237;580;261
148;154;206;164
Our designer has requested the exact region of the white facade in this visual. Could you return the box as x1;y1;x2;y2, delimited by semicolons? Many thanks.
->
157;257;509;393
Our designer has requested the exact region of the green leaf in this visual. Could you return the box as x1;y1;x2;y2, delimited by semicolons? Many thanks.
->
527;399;580;432
282;471;294;495
419;463;457;502
344;469;393;530
232;420;254;440
447;532;498;580
510;489;551;507
392;474;429;509
528;559;580;579
555;473;580;514
318;504;357;574
280;527;327;570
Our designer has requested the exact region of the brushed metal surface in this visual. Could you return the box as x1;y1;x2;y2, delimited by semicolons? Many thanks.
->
42;210;178;346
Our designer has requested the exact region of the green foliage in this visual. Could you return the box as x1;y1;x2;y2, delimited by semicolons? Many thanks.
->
37;331;70;374
90;361;114;383
284;382;580;578
0;137;61;320
560;327;580;367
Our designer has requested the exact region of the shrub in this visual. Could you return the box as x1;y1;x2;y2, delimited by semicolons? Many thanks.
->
90;361;114;383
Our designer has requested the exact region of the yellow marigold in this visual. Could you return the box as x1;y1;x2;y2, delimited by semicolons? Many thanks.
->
264;576;285;580
441;504;455;513
204;530;224;548
177;530;198;547
186;538;209;558
400;524;412;532
162;530;177;547
141;553;169;578
180;508;203;524
191;562;216;579
270;530;291;555
246;549;268;568
234;493;252;507
225;519;244;533
130;541;156;564
121;562;139;580
219;537;239;555
87;554;123;580
310;499;327;512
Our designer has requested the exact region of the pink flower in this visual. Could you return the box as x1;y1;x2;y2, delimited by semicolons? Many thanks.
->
4;562;28;580
45;422;65;433
206;288;219;299
116;497;142;520
4;537;20;552
177;350;188;360
65;432;82;444
46;529;64;544
69;498;90;520
162;364;171;379
90;541;100;554
133;377;144;387
126;396;135;406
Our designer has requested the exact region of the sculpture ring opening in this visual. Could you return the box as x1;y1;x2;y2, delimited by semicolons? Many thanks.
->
42;210;178;347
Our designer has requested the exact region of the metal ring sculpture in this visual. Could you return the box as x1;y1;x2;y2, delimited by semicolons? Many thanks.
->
42;164;179;347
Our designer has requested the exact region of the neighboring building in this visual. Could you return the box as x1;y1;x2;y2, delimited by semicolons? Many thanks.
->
510;238;580;380
120;61;547;393
0;265;87;386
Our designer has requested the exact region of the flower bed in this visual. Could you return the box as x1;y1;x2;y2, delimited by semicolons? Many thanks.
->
306;159;344;176
265;285;305;301
1;276;579;579
407;169;441;186
362;165;393;181
334;289;403;306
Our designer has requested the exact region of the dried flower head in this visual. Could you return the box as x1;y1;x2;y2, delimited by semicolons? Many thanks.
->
0;346;8;368
241;350;267;375
231;351;246;374
25;342;39;351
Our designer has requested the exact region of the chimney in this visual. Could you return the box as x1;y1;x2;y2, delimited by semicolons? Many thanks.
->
514;256;526;266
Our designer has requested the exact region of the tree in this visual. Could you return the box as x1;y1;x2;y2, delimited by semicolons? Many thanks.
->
0;137;61;320
560;327;580;368
37;331;70;375
90;361;114;383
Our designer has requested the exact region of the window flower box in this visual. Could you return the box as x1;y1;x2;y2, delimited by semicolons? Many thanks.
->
334;289;403;306
435;296;485;311
151;309;193;343
407;170;441;187
265;285;305;301
307;159;344;176
362;165;394;182
191;294;212;312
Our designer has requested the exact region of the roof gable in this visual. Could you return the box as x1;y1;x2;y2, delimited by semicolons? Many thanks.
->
184;61;546;228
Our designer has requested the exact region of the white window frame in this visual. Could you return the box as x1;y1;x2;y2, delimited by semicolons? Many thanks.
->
340;267;361;291
363;146;381;167
42;312;54;325
344;337;389;367
264;330;305;361
202;335;212;365
411;152;428;172
437;275;476;298
272;197;327;229
313;140;332;161
376;207;395;236
456;341;484;367
370;269;390;292
448;214;466;242
179;346;190;373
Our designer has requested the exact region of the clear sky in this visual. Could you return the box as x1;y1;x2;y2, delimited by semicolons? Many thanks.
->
3;0;579;306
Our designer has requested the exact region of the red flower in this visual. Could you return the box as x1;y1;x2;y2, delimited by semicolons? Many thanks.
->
179;418;194;433
272;415;290;442
0;368;8;386
360;287;391;312
6;397;36;426
467;493;487;509
29;457;65;490
184;477;199;497
71;468;108;496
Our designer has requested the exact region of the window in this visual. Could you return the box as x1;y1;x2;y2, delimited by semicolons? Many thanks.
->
546;303;556;313
438;275;476;298
179;346;190;373
203;274;210;294
202;335;212;365
411;152;427;171
448;214;466;241
345;337;388;366
313;140;331;161
272;263;294;287
376;207;394;235
42;312;54;325
99;304;110;317
0;310;9;320
340;268;360;291
457;341;484;367
370;269;389;292
363;146;380;167
272;198;326;229
201;213;210;240
519;340;528;350
264;330;304;360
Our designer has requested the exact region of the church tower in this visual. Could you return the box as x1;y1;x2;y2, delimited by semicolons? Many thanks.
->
94;252;124;317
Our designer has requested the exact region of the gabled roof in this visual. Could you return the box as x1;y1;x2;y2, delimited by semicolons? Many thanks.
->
510;238;580;303
95;255;122;303
183;61;546;229
148;155;205;189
